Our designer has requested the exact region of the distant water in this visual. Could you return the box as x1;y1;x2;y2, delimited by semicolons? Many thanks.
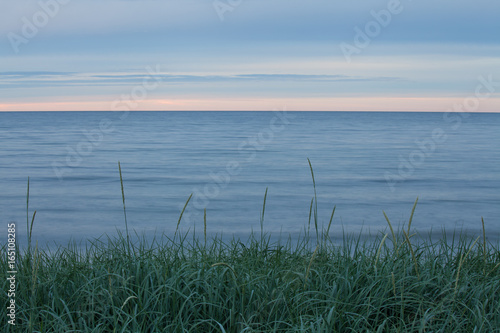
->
1;111;499;246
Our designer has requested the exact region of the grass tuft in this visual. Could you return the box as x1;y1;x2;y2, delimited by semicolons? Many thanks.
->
2;216;499;332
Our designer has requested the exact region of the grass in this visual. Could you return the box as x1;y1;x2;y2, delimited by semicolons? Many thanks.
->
1;163;500;332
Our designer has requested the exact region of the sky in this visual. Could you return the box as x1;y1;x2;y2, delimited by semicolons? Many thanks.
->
0;0;499;111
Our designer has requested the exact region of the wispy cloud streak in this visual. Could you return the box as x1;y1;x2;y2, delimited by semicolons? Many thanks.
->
0;72;404;89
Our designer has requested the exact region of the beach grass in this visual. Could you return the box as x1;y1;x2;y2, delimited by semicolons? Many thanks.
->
2;223;500;332
2;165;500;332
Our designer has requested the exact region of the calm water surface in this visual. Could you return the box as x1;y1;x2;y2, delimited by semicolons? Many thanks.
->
1;111;499;246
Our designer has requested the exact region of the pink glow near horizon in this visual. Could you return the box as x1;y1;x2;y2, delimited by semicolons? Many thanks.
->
1;97;499;112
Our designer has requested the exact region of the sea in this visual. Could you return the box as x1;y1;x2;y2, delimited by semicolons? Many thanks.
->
1;111;499;247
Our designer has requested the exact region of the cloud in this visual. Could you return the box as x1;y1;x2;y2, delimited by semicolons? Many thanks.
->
0;71;404;89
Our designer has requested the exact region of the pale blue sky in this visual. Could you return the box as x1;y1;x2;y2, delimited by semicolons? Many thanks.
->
1;0;499;110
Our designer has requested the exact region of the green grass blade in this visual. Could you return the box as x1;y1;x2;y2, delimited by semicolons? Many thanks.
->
454;236;480;296
307;158;319;240
204;208;207;247
29;210;37;241
375;233;389;267
118;161;130;252
304;245;319;288
383;211;396;246
27;176;30;247
403;230;419;279
307;158;316;190
326;205;336;238
308;198;314;237
482;217;486;275
261;187;268;239
176;193;193;234
407;197;419;235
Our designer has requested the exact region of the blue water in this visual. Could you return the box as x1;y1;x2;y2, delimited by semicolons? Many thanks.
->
1;111;499;246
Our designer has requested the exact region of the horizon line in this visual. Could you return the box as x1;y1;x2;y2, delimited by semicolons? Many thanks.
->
1;110;499;113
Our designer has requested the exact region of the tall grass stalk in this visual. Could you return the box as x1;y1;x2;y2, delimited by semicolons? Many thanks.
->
482;216;486;275
403;230;419;278
326;205;335;237
118;161;130;254
176;193;193;235
260;187;268;243
383;211;397;255
407;197;419;235
307;158;319;241
204;208;207;248
307;197;313;238
26;176;30;246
